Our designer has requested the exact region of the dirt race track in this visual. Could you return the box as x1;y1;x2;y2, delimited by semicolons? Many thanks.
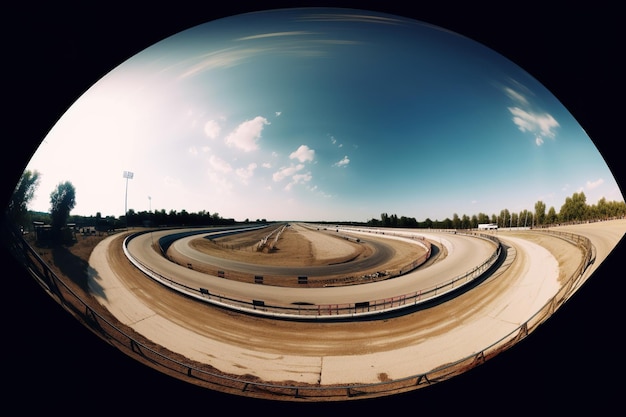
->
164;223;432;287
30;219;626;401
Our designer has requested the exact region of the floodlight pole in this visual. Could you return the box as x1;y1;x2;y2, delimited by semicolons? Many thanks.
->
123;171;134;229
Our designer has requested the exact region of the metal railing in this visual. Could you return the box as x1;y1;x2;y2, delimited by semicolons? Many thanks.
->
123;229;501;319
2;220;593;401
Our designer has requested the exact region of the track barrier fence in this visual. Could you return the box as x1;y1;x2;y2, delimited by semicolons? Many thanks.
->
2;220;594;401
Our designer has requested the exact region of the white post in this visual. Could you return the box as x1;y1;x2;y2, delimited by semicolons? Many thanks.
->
123;171;134;229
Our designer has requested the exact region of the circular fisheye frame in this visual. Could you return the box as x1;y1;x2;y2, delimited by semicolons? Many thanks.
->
8;7;626;402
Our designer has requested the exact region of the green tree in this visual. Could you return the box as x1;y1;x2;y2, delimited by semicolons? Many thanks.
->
7;169;40;229
461;214;470;229
476;213;490;225
499;209;511;228
390;213;398;227
559;191;587;222
470;214;478;228
511;212;519;227
49;181;76;239
534;200;546;226
452;213;460;229
546;206;558;225
519;209;532;227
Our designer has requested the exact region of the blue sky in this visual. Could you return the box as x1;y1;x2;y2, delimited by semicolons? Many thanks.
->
24;8;624;222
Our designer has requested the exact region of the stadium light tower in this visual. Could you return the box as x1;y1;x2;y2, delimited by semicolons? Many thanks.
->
123;171;134;229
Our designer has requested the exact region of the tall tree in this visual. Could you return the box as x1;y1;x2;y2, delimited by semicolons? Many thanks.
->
7;169;40;228
559;191;587;222
470;214;478;228
49;181;76;237
499;209;511;228
452;213;460;229
546;206;558;225
461;214;470;229
534;200;546;226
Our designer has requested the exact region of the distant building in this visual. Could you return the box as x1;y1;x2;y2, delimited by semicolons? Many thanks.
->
33;221;77;243
32;221;52;242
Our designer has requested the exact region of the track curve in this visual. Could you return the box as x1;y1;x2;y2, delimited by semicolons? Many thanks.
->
87;220;626;400
124;225;500;318
170;228;395;277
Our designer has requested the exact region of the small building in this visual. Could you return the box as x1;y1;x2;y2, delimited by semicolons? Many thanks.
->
33;221;52;242
33;221;77;243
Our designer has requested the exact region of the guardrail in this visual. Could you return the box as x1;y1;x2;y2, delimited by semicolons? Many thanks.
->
123;229;502;319
3;220;594;401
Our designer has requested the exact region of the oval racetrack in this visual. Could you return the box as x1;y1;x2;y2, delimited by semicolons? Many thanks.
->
87;219;626;397
124;225;498;311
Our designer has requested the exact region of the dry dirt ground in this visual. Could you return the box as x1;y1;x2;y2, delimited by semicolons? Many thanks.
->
27;222;594;399
165;223;433;286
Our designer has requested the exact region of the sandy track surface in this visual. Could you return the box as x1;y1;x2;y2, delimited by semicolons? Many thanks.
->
183;223;368;266
85;220;626;393
165;223;429;286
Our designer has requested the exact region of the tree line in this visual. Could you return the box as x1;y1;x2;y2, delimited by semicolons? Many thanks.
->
367;191;626;229
6;170;251;244
7;170;626;245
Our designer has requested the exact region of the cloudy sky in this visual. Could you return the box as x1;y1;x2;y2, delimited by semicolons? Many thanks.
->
24;8;623;222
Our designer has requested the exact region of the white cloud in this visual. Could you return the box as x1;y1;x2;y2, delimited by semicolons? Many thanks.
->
225;116;269;151
177;48;267;79
209;155;232;173
293;172;312;183
289;144;315;162
262;162;272;169
333;155;350;167
285;172;312;191
272;164;304;182
188;145;212;156
508;106;559;144
330;135;343;148
236;163;257;184
504;85;559;146
586;178;604;190
204;120;221;139
275;111;282;117
503;87;529;106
